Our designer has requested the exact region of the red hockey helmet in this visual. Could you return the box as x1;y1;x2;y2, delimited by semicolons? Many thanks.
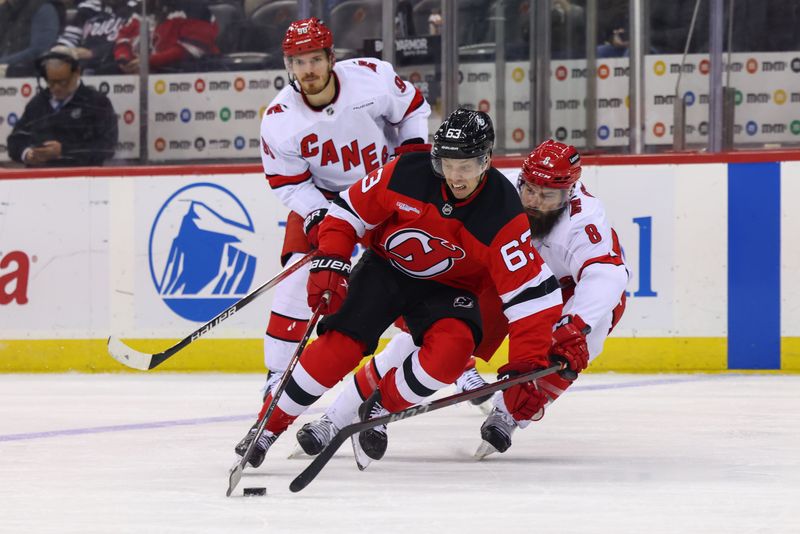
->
282;18;334;57
520;139;582;189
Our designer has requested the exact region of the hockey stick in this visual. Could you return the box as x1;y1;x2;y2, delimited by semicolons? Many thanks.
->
107;252;316;371
226;291;330;497
289;362;565;493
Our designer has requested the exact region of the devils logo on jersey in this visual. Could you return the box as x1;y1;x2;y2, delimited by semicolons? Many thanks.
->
384;229;466;278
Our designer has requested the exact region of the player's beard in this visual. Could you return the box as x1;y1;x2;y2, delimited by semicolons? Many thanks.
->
526;206;565;239
299;69;332;96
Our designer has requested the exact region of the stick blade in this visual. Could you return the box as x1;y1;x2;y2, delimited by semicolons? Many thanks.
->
107;336;154;371
226;462;243;497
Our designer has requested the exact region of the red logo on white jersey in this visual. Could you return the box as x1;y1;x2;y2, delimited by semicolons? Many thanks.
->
385;229;465;278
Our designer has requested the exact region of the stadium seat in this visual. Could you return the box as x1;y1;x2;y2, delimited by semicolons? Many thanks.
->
244;0;270;17
243;0;297;59
209;2;246;54
329;0;383;57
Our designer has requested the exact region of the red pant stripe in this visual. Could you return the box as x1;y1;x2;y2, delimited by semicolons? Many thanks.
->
266;312;308;343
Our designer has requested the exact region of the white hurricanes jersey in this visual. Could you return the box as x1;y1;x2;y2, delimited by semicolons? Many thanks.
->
259;58;430;218
533;182;630;356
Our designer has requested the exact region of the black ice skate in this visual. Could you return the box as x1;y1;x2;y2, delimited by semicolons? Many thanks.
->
296;414;340;456
475;407;518;459
234;420;280;467
350;390;389;470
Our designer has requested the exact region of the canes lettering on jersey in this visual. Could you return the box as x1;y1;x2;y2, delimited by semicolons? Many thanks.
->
299;134;388;174
385;229;466;278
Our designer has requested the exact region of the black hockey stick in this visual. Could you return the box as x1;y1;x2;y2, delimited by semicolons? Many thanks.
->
107;252;316;371
289;362;565;493
226;291;330;497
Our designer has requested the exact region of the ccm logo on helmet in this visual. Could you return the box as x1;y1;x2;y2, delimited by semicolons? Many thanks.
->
385;229;465;278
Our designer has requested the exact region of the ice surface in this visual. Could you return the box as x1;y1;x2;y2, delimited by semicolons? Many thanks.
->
1;373;798;534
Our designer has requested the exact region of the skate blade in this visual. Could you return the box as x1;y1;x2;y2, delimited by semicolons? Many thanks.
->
287;444;311;459
474;440;498;460
350;434;373;471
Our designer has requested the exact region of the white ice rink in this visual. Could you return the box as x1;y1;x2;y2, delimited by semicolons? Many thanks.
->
1;373;798;534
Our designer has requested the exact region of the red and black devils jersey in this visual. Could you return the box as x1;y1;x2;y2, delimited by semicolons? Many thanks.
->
319;152;563;367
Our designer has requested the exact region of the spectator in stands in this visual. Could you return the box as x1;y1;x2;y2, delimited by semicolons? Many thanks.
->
597;28;628;58
0;0;65;77
7;47;118;167
114;0;220;73
56;0;137;75
595;0;628;57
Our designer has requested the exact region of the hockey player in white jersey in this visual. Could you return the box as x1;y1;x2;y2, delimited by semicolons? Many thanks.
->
476;139;630;457
234;17;430;467
294;139;629;464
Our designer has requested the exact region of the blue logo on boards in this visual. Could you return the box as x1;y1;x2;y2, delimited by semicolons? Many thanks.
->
683;91;696;106
148;183;257;322
746;121;758;136
234;136;246;150
597;125;610;140
7;112;18;126
180;108;192;123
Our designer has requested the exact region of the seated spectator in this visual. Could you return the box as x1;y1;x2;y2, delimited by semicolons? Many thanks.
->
114;0;219;73
56;0;137;75
7;47;118;167
597;28;628;58
0;0;65;77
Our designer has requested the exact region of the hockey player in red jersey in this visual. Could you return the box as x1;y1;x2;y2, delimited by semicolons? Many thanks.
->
234;17;430;467
237;108;569;467
295;139;628;462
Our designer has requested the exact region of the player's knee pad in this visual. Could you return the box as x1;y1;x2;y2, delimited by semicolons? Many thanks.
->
418;318;476;384
300;330;366;388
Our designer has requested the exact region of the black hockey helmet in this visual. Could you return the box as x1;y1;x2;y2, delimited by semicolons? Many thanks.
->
431;108;494;176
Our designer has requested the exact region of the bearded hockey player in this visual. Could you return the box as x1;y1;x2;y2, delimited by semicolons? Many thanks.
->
234;17;430;467
237;109;572;468
476;139;630;457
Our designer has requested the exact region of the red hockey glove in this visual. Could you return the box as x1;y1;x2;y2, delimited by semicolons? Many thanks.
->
307;255;351;314
303;208;328;250
550;314;591;380
497;362;548;422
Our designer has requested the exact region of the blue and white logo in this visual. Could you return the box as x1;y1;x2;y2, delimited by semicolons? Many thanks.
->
234;136;246;150
149;182;257;322
746;121;758;136
7;113;18;126
683;91;696;106
180;108;192;123
597;125;610;140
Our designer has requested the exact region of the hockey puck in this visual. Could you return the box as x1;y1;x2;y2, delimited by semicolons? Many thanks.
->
243;487;267;497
